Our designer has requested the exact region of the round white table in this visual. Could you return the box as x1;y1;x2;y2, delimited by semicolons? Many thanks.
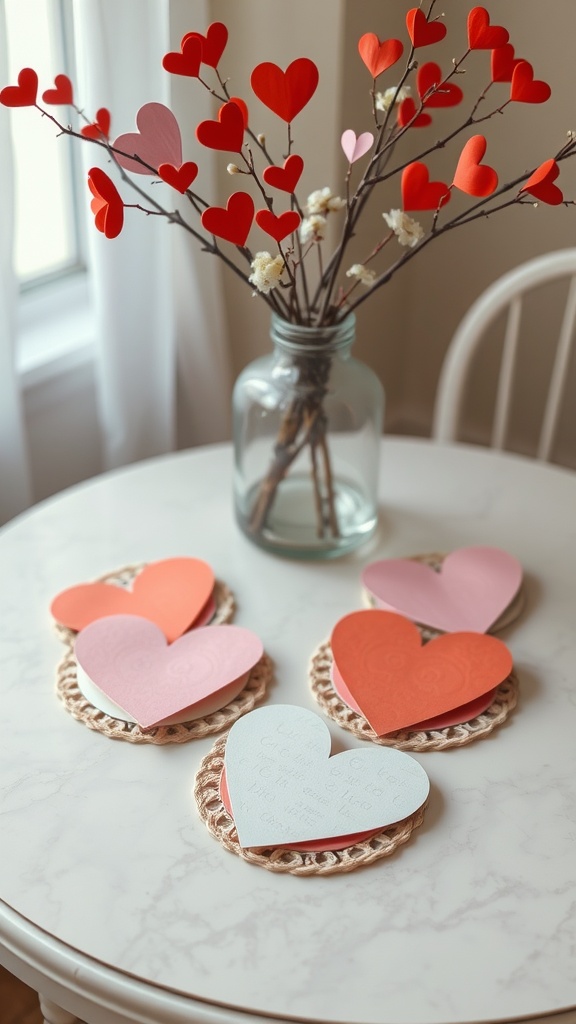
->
1;438;575;1024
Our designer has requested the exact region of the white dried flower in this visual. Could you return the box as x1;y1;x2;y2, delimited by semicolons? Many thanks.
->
299;214;327;244
248;251;285;294
383;209;425;248
346;263;376;286
305;187;346;215
375;85;412;112
227;163;240;174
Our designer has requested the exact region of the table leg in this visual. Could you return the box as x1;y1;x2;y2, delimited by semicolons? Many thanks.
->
39;994;80;1024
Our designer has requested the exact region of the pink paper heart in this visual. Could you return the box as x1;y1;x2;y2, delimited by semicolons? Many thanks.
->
75;616;263;729
113;102;182;176
341;129;374;164
362;546;522;633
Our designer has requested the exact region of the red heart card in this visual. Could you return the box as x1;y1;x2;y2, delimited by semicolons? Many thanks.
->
229;96;249;129
417;63;463;108
491;44;521;84
158;161;198;193
331;609;513;736
113;102;182;175
402;162;450;211
162;35;202;78
262;155;304;194
510;61;551;104
201;192;254;246
42;74;73;105
87;167;124;239
255;208;301;243
81;108;111;141
181;22;228;69
196;100;245;153
51;557;215;643
406;9;447;48
397;97;432;129
357;34;403;78
467;7;509;50
453;135;498;197
75;617;262;729
251;58;319;123
520;159;563;206
0;67;38;107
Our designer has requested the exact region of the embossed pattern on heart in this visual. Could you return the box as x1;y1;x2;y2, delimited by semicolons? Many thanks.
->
114;102;182;175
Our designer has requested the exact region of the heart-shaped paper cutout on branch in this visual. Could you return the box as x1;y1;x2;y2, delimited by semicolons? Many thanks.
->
255;208;301;243
162;35;202;78
520;159;563;206
362;545;523;633
251;58;319;123
467;7;509;50
452;134;498;197
262;154;303;194
406;9;447;48
75;617;263;729
181;22;228;69
158;161;198;193
224;704;430;848
87;167;124;239
113;102;182;175
51;557;215;642
357;34;403;78
402;162;451;211
491;44;522;84
417;63;463;108
0;67;38;107
229;96;249;129
510;61;551;104
341;129;374;164
202;191;254;246
196;100;245;153
81;108;111;140
331;609;513;736
397;97;432;129
42;74;73;105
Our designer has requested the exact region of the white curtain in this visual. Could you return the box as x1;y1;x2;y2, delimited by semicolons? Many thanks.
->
0;2;33;524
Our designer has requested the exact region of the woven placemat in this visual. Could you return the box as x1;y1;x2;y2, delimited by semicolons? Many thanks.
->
194;734;427;875
54;563;273;744
309;640;518;752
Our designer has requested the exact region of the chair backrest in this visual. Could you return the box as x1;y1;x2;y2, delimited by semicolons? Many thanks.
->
432;248;576;462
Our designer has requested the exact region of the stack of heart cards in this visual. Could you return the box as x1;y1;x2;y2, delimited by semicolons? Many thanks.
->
50;557;271;742
310;546;523;750
195;704;431;875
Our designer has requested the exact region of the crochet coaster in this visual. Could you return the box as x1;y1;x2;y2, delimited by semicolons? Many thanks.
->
309;639;518;752
194;734;427;875
54;563;272;744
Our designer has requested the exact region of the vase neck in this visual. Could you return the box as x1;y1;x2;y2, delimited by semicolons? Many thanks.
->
270;313;355;357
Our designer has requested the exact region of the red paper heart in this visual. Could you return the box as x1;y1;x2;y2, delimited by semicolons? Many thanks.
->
158;161;199;193
510;60;551;104
491;43;521;84
51;557;215;643
181;22;228;69
331;609;513;736
229;96;249;128
0;67;38;107
417;63;463;107
262;154;304;193
402;162;450;211
453;135;498;197
81;108;111;140
397;97;432;129
255;208;301;243
467;7;509;50
251;58;319;123
201;191;254;246
196;100;245;153
41;73;73;105
357;34;403;78
520;159;563;206
87;167;124;239
162;35;202;78
406;9;447;48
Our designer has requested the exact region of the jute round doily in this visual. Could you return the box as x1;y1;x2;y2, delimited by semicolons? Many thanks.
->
309;640;518;752
54;563;273;744
194;734;427;876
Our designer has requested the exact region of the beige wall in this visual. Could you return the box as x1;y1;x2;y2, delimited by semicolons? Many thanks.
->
204;0;576;465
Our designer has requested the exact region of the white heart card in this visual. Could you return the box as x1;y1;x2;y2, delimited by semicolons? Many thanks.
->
75;615;263;729
224;704;430;848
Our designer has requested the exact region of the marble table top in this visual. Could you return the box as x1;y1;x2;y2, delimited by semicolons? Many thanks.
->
1;438;575;1024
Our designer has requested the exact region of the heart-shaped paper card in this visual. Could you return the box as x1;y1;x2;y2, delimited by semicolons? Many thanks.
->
75;616;263;729
224;704;430;848
51;557;215;642
362;546;522;633
331;610;513;736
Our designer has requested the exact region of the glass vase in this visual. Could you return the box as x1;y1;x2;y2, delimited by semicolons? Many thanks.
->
232;312;384;559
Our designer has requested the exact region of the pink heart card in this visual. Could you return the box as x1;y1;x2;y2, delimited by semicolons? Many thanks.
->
224;704;430;848
330;609;513;736
75;616;263;729
51;557;215;642
362;546;523;633
113;102;182;175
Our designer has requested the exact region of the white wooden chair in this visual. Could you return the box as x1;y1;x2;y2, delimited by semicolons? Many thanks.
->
432;248;576;462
